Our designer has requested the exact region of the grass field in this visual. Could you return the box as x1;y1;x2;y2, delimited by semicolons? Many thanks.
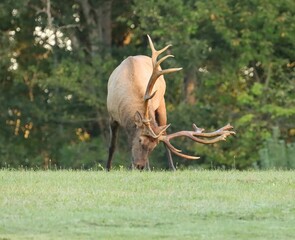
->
0;170;294;240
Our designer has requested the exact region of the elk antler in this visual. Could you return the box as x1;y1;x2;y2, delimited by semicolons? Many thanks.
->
159;124;236;159
144;35;182;121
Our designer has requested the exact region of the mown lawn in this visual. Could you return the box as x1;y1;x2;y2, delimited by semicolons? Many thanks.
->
0;170;294;240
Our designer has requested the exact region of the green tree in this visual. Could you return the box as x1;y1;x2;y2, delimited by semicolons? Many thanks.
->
0;0;115;168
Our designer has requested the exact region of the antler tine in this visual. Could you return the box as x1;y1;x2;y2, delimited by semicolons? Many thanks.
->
147;35;171;64
171;151;200;160
159;124;236;160
144;35;182;121
147;34;156;53
157;55;174;67
160;137;200;159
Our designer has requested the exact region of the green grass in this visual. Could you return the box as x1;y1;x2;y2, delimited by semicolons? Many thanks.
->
0;170;294;240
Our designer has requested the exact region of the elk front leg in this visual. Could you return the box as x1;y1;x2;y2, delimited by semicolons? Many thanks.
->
155;100;175;171
164;143;176;171
106;120;119;171
145;160;151;171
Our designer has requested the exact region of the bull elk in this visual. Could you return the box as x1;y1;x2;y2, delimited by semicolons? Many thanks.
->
106;35;235;171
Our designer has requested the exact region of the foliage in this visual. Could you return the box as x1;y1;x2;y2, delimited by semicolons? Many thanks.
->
259;127;295;169
0;0;294;169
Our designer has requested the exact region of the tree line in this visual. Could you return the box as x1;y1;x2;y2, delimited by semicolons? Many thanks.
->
0;0;294;169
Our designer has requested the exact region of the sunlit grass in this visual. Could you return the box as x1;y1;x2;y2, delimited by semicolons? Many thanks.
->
0;170;294;239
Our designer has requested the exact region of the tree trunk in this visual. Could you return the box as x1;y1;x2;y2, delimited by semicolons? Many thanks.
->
184;67;197;105
78;0;113;55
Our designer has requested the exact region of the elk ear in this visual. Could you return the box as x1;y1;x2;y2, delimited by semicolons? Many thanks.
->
134;111;143;127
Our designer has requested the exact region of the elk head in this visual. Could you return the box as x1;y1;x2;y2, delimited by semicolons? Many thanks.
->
129;111;164;169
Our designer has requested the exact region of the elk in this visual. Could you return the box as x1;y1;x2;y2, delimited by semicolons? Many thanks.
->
106;35;235;171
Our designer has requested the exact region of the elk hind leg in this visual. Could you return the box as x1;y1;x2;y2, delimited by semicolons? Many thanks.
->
106;120;119;171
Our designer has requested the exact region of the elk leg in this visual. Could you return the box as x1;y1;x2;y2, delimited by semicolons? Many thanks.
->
145;160;151;171
155;101;175;170
106;120;119;171
164;143;176;171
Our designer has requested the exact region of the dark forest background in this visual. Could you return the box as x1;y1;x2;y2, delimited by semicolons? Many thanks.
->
0;0;294;170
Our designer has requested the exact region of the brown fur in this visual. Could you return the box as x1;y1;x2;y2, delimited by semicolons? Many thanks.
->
106;55;171;170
